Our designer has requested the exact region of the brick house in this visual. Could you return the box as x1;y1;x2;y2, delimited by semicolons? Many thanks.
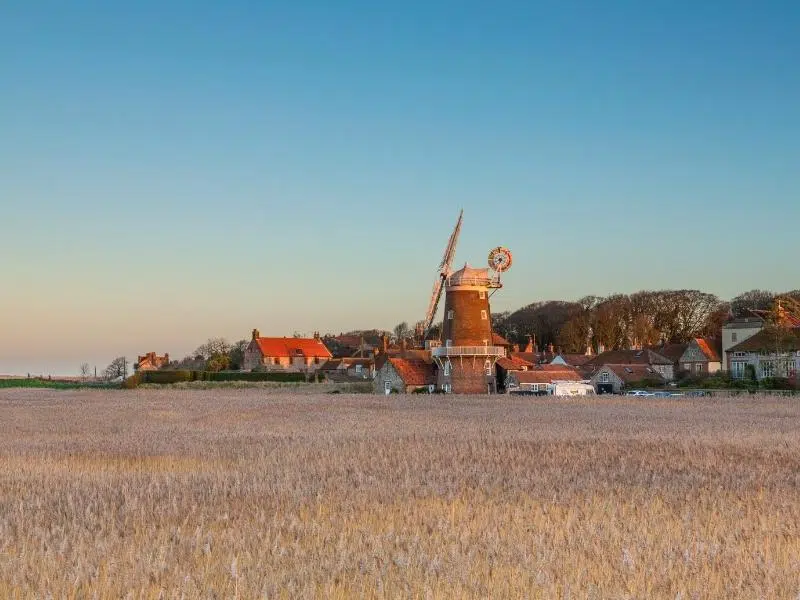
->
726;328;800;382
134;352;169;371
590;364;666;394
506;364;591;395
678;338;722;376
585;349;675;381
242;329;332;372
373;355;436;394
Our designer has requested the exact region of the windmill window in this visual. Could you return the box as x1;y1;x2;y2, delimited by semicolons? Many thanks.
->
444;361;451;376
447;310;454;320
479;291;486;300
481;310;487;320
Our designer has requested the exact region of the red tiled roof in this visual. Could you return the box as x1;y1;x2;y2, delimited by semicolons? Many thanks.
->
496;356;535;371
587;350;672;367
254;337;333;359
695;338;721;362
389;358;435;386
512;366;583;384
553;353;594;366
492;332;512;347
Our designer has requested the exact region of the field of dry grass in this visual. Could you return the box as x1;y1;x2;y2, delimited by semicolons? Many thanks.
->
1;389;799;598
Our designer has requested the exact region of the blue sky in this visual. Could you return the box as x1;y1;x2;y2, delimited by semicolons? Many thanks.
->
1;1;798;374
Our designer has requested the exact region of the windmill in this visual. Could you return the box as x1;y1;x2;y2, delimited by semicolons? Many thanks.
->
420;209;463;339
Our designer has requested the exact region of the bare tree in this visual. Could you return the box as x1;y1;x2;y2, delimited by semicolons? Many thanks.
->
730;290;775;317
79;363;91;381
103;357;127;381
194;338;231;360
393;322;411;341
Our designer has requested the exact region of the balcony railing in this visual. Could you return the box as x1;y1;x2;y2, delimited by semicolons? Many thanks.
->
432;346;505;358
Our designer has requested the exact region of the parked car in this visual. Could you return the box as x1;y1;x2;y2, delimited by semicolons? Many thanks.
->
624;390;653;397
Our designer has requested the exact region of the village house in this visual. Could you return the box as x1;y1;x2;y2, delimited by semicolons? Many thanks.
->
373;355;436;394
134;352;169;371
585;349;675;381
506;364;592;395
721;316;764;372
590;364;666;394
726;328;800;382
242;329;332;372
494;355;536;392
318;357;375;381
678;338;722;375
550;353;594;368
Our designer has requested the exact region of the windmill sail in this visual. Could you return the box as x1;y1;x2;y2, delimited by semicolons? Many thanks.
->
423;210;463;335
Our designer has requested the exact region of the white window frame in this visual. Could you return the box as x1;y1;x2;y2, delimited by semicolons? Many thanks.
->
600;372;609;383
443;361;451;376
481;310;487;320
445;339;453;347
384;380;391;392
447;310;454;320
479;290;486;300
443;383;451;393
484;360;492;376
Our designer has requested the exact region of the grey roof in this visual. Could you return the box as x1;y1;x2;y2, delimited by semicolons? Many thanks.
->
723;317;765;329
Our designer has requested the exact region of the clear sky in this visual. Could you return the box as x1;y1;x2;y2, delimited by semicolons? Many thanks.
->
1;1;798;375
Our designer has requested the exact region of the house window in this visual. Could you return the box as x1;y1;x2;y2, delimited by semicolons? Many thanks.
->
600;372;609;383
732;333;738;343
447;310;454;320
695;363;702;373
479;291;486;300
761;361;775;378
734;352;746;358
273;358;280;365
443;383;451;393
314;357;320;365
355;365;362;374
481;310;487;320
731;362;746;379
384;381;392;393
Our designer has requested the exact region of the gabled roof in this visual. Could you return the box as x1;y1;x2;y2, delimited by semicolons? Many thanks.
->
694;338;721;362
512;366;583;384
253;337;333;359
602;364;666;384
586;349;672;368
553;353;594;366
388;358;435;386
646;343;688;363
727;328;800;353
496;356;535;371
492;332;512;347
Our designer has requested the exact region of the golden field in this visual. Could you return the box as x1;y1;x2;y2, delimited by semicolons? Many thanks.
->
1;389;799;599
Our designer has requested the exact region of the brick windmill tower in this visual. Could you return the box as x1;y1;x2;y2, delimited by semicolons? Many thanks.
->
421;211;513;393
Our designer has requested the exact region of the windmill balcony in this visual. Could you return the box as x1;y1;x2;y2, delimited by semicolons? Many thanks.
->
432;345;505;358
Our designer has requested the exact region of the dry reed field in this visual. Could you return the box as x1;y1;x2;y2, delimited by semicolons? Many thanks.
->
1;389;799;599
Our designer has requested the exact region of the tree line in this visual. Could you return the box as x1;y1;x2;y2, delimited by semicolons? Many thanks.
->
492;289;800;353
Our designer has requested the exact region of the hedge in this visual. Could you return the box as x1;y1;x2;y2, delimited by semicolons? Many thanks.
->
124;370;307;387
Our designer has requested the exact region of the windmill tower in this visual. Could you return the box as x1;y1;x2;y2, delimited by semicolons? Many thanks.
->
423;211;513;393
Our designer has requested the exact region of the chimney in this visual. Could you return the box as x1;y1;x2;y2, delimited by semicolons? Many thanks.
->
313;331;320;340
524;335;534;353
382;334;389;353
252;328;260;341
164;353;169;362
